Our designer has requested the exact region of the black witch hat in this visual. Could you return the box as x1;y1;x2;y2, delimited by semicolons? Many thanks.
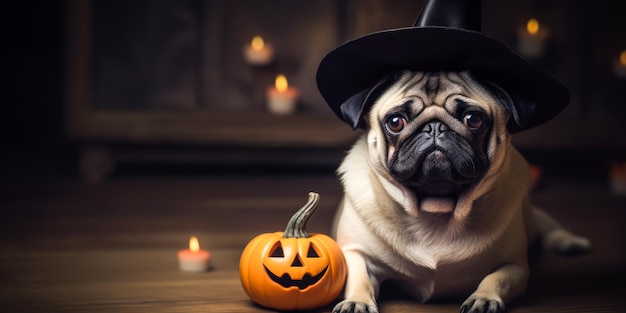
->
316;0;569;133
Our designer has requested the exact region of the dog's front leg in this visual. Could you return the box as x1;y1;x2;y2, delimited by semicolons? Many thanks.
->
332;250;379;313
460;263;528;313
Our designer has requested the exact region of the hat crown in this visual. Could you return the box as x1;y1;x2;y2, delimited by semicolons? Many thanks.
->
413;0;481;32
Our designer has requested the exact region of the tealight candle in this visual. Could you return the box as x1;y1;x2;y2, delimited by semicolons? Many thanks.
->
177;236;211;272
613;50;626;79
267;74;300;115
517;18;549;59
243;36;274;66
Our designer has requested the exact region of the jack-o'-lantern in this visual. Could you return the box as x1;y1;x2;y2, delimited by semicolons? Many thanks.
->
239;192;347;310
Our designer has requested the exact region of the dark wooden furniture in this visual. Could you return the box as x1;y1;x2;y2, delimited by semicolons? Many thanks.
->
65;0;626;183
64;0;427;182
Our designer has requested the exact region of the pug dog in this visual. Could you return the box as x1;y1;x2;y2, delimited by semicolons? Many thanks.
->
331;70;591;313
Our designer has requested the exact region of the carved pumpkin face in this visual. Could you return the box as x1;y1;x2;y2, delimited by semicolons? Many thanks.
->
239;193;347;310
263;237;330;290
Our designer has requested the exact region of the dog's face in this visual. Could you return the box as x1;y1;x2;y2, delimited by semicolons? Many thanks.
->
347;71;525;214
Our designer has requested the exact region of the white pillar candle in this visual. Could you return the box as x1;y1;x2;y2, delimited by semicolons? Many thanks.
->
243;36;274;66
177;236;211;272
267;74;300;115
517;18;549;59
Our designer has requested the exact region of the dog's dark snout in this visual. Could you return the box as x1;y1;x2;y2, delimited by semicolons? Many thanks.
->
421;120;449;137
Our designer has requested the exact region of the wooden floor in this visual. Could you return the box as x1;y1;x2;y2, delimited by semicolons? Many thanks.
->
1;165;625;313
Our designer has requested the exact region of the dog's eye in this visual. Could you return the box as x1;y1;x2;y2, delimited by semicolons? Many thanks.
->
385;115;407;134
463;112;484;131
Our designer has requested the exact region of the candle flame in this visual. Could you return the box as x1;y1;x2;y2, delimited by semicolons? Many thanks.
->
275;74;288;92
527;18;539;35
620;50;626;66
251;36;265;51
189;236;200;252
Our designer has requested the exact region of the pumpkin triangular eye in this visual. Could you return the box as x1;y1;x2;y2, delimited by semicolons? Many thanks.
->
270;243;284;258
307;243;319;258
291;255;303;267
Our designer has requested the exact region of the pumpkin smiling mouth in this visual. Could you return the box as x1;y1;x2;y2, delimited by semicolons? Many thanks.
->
264;265;329;290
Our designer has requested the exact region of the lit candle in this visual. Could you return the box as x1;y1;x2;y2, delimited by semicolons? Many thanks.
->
613;50;626;79
517;18;549;59
177;236;211;272
243;36;274;66
267;74;300;115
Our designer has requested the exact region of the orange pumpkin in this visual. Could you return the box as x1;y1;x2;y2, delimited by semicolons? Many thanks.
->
239;192;347;310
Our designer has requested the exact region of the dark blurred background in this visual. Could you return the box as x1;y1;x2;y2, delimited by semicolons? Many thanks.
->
1;0;625;184
2;1;70;178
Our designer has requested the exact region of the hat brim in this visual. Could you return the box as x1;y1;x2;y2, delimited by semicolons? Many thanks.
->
316;26;569;133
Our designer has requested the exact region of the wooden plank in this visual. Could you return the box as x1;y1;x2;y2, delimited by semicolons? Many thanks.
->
68;111;361;147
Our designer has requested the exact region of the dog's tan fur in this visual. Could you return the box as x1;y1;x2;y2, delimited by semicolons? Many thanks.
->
332;71;590;313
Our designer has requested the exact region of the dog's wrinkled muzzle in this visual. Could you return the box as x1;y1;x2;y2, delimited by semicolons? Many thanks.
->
389;120;489;213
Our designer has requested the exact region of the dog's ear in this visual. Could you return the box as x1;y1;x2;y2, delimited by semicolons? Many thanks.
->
485;81;536;129
340;72;403;129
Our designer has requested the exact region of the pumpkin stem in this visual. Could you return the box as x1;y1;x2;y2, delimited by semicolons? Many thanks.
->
283;192;320;238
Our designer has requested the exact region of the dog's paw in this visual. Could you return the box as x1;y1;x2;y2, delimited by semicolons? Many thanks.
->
544;229;591;256
332;300;378;313
460;295;504;313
